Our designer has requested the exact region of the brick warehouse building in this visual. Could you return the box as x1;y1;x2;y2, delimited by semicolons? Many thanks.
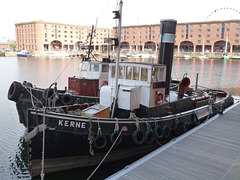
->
16;20;240;53
113;19;240;53
15;21;113;52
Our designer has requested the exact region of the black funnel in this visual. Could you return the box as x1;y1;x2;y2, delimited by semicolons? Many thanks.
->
157;19;177;96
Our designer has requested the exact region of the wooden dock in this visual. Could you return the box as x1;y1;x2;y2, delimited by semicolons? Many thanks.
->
107;102;240;180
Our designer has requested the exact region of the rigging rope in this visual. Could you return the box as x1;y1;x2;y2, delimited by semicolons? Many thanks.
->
54;57;74;83
87;127;123;180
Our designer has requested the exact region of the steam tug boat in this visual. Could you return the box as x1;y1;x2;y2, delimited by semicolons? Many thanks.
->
8;1;234;177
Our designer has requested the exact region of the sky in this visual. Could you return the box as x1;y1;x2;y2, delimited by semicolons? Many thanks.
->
1;0;240;42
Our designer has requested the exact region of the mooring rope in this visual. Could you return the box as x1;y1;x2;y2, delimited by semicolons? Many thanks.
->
87;128;123;180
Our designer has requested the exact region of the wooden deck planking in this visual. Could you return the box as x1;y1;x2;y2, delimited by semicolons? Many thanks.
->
107;103;240;180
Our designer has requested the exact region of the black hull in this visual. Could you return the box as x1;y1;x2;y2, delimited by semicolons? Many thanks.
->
8;81;99;127
26;93;234;177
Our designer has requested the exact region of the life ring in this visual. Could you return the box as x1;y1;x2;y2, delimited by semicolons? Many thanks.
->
182;122;189;133
155;91;164;104
145;131;154;144
132;129;145;145
94;135;107;150
61;94;74;105
153;125;163;140
8;81;23;102
173;124;181;136
102;80;108;86
162;125;171;138
110;132;122;146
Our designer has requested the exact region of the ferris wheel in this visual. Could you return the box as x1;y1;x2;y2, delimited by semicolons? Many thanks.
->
206;7;240;21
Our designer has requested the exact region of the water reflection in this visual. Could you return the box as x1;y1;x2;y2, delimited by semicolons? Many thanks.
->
0;137;30;179
1;56;240;179
172;58;240;96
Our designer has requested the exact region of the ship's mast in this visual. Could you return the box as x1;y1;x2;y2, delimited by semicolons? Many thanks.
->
111;0;123;118
87;25;95;60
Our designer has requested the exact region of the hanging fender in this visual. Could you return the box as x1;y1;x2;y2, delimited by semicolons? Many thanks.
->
162;125;171;138
132;129;145;145
153;125;163;140
94;135;107;149
110;132;122;146
145;131;154;144
61;94;73;105
182;122;189;133
8;81;23;102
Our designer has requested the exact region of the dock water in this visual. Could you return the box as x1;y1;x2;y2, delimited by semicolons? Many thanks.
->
107;102;240;180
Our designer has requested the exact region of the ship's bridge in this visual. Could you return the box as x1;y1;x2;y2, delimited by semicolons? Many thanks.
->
109;62;166;87
100;62;167;110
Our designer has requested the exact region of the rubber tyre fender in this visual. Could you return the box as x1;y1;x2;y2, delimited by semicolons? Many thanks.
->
182;122;189;133
173;124;181;136
162;125;171;138
110;132;122;146
8;81;23;102
153;125;163;140
132;129;145;145
145;131;154;144
94;135;107;150
61;94;74;105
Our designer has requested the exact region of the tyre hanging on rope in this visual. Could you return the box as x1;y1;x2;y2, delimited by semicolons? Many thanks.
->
61;94;73;105
94;135;107;150
162;125;171;138
145;131;154;144
153;125;163;140
110;132;122;146
8;81;23;102
132;129;145;145
182;122;189;133
173;123;181;136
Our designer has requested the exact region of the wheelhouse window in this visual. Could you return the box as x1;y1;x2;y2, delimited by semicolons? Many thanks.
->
80;63;88;71
141;68;148;81
102;64;109;72
133;67;139;80
119;66;124;79
90;64;99;72
126;66;132;80
152;67;165;82
111;66;115;78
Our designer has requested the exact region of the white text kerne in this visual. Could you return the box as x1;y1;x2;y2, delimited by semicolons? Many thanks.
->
58;120;86;128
